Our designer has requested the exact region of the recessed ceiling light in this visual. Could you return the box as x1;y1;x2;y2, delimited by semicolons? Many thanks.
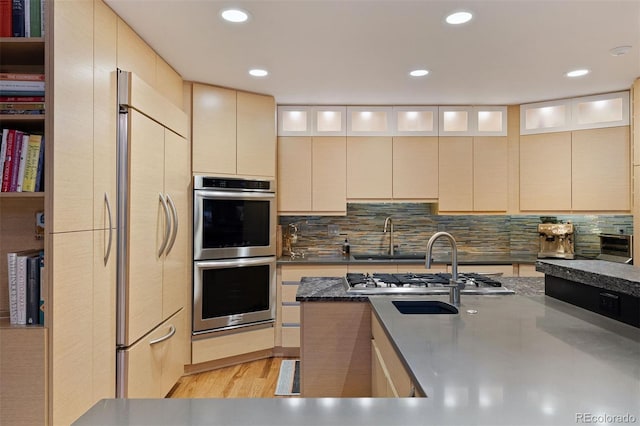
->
409;69;429;77
446;11;473;25
220;8;249;23
610;45;632;56
249;69;268;77
565;69;590;78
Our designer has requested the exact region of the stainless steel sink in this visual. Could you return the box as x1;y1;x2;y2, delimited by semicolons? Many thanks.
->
352;253;426;260
392;300;459;314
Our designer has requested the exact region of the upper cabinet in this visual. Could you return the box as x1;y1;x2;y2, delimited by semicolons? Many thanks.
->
520;91;629;135
278;105;507;137
192;83;276;178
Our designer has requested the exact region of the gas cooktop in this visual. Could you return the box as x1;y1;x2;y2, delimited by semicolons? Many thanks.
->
343;272;515;295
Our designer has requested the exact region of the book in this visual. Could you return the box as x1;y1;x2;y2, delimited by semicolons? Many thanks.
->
21;133;41;192
23;0;29;37
29;0;40;37
0;109;45;115
38;250;44;325
12;0;25;37
0;102;45;109
0;96;45;102
0;129;8;190
0;73;45;81
1;129;17;191
0;0;11;37
26;253;40;324
15;132;29;192
9;130;25;191
34;134;44;191
7;252;18;324
0;80;45;91
15;249;40;325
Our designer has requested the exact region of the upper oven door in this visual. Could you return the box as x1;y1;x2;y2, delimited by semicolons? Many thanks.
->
194;189;276;260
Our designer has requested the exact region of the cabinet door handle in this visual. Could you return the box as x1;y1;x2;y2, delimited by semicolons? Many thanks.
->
158;193;171;257
409;385;416;397
165;193;178;255
149;324;176;345
104;192;113;265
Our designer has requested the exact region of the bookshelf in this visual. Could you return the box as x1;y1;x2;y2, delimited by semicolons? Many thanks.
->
0;32;48;424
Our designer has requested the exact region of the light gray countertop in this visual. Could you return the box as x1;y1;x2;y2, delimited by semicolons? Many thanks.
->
536;259;640;297
75;293;640;426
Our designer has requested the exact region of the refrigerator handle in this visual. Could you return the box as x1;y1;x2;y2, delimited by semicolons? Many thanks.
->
149;324;176;345
104;192;113;265
165;193;178;255
158;193;171;257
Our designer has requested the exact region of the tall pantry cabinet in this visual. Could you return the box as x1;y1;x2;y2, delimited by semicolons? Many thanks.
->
1;0;189;425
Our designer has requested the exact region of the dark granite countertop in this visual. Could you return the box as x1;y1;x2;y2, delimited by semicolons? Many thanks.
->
296;276;544;301
536;259;640;297
278;253;538;265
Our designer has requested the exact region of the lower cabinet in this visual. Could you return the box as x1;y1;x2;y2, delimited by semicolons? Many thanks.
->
122;309;186;398
371;312;424;397
191;325;275;366
277;265;347;352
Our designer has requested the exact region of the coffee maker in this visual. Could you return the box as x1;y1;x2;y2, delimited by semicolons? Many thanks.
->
537;222;575;259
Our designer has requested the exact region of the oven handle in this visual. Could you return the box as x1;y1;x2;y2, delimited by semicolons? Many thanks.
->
149;324;176;345
195;256;276;269
165;193;178;255
158;193;171;257
193;189;276;200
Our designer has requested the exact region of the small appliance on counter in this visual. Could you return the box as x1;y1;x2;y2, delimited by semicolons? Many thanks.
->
597;233;633;264
537;222;575;259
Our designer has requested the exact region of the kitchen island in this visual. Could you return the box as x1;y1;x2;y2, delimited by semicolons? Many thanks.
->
74;277;640;426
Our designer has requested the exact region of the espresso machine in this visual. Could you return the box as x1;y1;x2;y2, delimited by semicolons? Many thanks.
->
537;222;575;259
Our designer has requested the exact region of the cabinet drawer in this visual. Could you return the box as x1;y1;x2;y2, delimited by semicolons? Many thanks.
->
348;264;398;274
518;264;544;277
192;326;274;364
281;265;347;281
281;326;300;348
452;264;515;277
281;305;300;324
371;313;412;397
122;309;185;398
281;284;299;303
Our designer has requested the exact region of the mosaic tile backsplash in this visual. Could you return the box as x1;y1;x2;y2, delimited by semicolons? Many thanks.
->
279;203;633;259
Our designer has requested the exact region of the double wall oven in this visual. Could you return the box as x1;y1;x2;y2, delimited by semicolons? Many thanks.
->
193;176;276;334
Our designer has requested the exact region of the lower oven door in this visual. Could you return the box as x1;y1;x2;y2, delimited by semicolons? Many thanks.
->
193;256;276;334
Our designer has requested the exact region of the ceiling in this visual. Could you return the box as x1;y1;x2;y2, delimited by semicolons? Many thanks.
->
104;0;640;106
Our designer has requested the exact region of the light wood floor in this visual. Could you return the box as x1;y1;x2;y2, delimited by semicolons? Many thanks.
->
167;357;298;398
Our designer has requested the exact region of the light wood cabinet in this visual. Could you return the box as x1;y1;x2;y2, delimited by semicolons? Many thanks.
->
438;136;473;211
192;84;276;178
277;136;346;214
572;126;630;211
237;91;276;177
520;127;630;212
393;136;438;199
192;84;236;175
277;265;347;351
347;136;393;199
519;132;572;211
371;313;423;397
473;136;508;211
123;309;186;398
127;110;188;345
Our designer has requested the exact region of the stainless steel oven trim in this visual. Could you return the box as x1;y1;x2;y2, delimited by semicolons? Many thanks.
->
193;256;277;333
193;189;276;260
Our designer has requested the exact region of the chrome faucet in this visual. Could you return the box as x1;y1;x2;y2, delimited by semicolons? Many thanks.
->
383;216;394;256
425;231;460;306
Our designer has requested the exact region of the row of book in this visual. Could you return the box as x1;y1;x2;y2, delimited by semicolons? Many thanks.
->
0;128;45;192
0;73;45;114
0;0;45;37
7;249;44;325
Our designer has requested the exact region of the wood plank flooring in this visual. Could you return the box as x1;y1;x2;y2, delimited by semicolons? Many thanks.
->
168;357;298;398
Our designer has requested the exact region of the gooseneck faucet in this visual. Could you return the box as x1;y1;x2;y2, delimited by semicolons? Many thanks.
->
383;216;394;256
425;231;460;306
